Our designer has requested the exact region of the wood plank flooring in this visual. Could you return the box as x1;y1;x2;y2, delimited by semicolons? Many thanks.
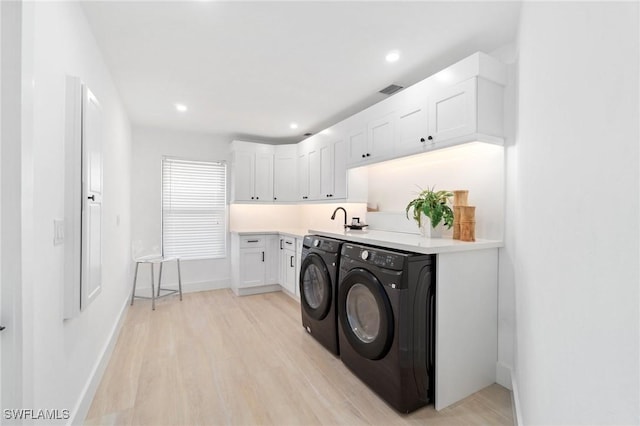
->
86;290;513;425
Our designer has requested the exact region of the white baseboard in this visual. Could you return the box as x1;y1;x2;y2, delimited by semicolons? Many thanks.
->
132;278;230;297
511;369;523;426
70;294;130;426
232;284;282;296
496;361;513;390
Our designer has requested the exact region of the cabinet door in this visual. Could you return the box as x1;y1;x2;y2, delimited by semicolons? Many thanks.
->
274;153;297;202
332;138;347;199
238;248;265;288
308;147;321;200
428;78;477;143
319;141;334;199
346;127;367;165
367;112;395;161
396;102;429;155
265;235;279;285
283;249;296;294
254;153;274;201
233;151;255;201
297;151;309;200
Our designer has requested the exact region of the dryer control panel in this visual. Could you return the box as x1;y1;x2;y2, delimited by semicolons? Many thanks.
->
342;244;406;271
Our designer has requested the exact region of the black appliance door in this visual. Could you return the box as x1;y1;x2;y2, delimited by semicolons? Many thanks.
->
338;268;394;360
300;253;332;321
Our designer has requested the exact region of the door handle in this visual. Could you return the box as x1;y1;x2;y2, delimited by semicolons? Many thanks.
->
0;326;5;331
262;251;265;262
87;195;95;201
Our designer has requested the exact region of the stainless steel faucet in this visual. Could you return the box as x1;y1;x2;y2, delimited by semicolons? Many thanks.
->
331;207;347;228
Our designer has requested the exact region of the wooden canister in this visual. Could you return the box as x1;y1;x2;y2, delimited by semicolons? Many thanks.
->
458;206;476;222
453;222;461;240
453;190;469;206
460;221;476;242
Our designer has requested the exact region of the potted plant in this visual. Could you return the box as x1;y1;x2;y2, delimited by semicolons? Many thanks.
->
405;186;454;238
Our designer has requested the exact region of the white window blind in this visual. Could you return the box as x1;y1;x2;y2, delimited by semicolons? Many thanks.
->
162;158;227;260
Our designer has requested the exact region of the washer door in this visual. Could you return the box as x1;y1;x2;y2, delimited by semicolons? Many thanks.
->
300;253;332;321
338;268;394;360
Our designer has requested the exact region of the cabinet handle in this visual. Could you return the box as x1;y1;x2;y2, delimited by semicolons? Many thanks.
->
285;241;293;245
262;252;265;262
280;239;283;250
256;197;259;200
361;154;365;158
420;137;425;143
247;239;259;243
274;197;277;200
88;195;95;201
366;153;371;157
428;136;433;141
251;196;254;200
290;256;294;267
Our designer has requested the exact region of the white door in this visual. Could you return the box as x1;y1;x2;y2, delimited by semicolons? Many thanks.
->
233;151;255;201
332;138;347;199
319;141;333;198
428;78;477;143
81;87;103;310
346;127;367;165
273;152;297;202
367;112;395;160
254;153;273;201
396;102;430;155
239;248;265;288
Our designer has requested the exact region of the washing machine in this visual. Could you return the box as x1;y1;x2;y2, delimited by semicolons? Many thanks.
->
337;242;435;413
299;235;343;355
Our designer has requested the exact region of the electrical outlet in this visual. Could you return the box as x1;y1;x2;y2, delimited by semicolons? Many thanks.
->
53;220;64;246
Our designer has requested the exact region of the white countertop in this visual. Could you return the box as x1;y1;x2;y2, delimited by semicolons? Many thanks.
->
308;228;503;254
231;228;309;238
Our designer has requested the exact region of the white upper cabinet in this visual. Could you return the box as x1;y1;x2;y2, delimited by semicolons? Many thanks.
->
427;77;504;148
395;100;430;156
297;146;310;201
347;127;367;165
254;152;274;201
231;141;274;202
233;150;256;201
232;53;507;202
273;145;298;202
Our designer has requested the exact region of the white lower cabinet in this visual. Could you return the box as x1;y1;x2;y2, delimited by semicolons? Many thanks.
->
279;236;298;295
232;232;302;298
232;233;279;296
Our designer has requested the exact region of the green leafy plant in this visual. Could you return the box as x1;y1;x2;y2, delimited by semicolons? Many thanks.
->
405;186;454;229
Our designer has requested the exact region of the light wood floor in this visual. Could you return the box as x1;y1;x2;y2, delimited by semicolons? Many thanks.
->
86;289;513;425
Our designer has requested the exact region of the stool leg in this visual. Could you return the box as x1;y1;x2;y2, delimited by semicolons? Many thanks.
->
157;261;163;297
130;262;140;306
150;263;156;311
177;258;183;301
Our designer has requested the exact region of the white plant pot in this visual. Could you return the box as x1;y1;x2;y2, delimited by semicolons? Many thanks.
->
419;215;444;238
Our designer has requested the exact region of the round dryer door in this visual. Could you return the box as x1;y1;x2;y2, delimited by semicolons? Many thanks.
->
338;268;394;360
300;253;332;321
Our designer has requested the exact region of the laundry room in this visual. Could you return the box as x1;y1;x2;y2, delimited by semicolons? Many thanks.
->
0;1;637;426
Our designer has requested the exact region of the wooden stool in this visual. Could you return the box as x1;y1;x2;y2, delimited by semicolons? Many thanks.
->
130;256;182;310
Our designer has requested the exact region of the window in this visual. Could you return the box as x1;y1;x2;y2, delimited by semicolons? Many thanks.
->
162;157;227;259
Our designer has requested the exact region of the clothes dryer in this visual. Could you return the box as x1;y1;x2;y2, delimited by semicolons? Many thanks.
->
337;242;435;413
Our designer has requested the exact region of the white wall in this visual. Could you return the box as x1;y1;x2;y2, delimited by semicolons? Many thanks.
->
366;142;504;239
131;126;231;292
515;2;639;424
25;2;132;423
229;202;368;233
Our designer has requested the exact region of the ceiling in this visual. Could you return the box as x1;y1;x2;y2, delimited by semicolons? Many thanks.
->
81;1;521;144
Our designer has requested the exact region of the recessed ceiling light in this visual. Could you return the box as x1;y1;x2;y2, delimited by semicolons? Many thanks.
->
290;123;298;129
385;50;400;63
175;103;188;112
